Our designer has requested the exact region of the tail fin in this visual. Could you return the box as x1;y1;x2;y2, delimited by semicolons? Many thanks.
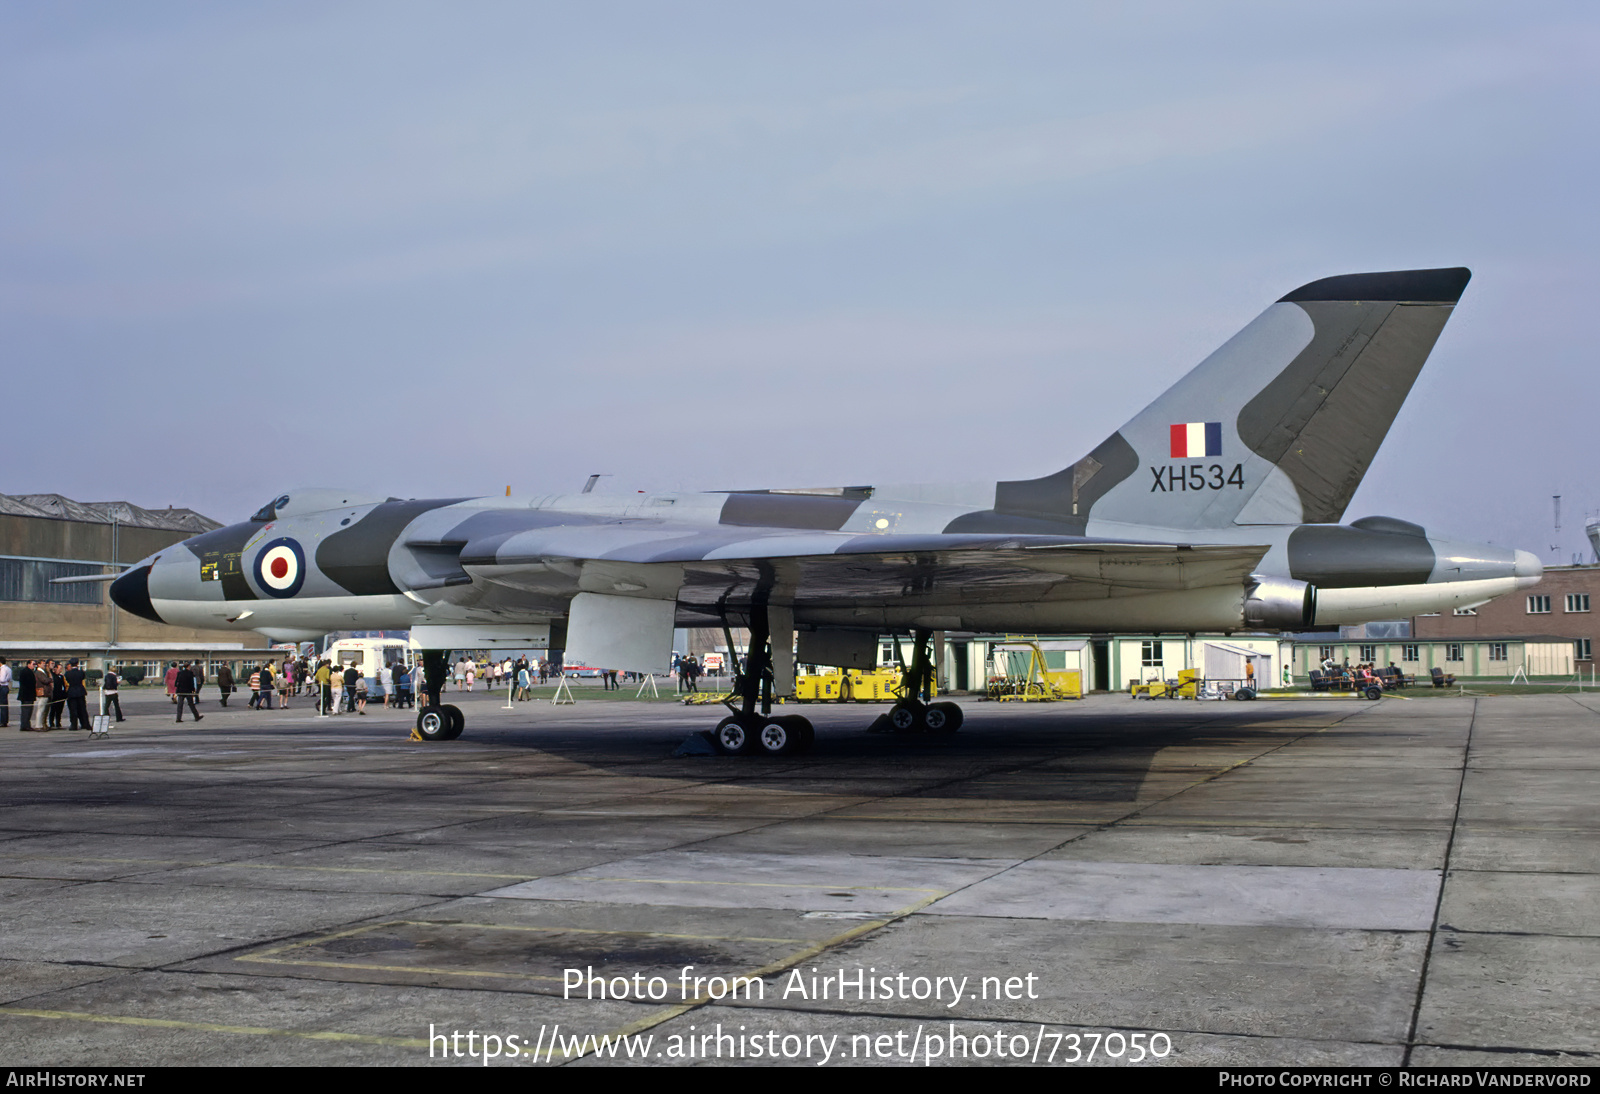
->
995;267;1470;531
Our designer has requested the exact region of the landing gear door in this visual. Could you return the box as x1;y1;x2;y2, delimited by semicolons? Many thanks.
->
564;593;675;676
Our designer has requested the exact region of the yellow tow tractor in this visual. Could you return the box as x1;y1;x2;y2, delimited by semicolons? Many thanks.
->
1131;668;1264;700
985;639;1083;701
793;666;936;703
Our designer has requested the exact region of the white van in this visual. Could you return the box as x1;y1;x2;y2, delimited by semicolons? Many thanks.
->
323;637;417;694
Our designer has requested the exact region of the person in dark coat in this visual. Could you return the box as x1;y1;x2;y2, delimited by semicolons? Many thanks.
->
175;663;203;723
17;660;40;731
48;662;67;728
217;664;234;707
64;660;93;731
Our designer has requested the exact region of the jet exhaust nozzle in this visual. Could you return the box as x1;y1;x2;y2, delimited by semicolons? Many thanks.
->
1244;576;1316;630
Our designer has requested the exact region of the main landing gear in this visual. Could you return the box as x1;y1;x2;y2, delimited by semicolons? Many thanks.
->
877;627;963;735
412;648;464;741
712;606;815;756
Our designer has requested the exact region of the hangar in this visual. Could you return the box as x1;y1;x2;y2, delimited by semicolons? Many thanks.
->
0;493;271;679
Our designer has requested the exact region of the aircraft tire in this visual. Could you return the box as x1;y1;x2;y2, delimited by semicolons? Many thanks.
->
779;714;815;754
926;701;963;733
441;704;465;739
757;716;802;756
888;703;923;733
415;706;454;741
713;716;757;755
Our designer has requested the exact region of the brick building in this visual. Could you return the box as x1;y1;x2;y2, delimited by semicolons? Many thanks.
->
1410;562;1597;668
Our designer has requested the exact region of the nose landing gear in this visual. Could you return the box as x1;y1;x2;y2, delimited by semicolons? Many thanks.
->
410;649;466;741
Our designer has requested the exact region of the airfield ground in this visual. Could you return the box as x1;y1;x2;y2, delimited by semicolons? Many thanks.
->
1;688;1595;1067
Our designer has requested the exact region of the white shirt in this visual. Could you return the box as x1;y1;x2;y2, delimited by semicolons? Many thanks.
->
0;663;11;687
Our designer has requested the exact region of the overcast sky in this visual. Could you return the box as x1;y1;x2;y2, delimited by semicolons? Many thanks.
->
4;2;1596;560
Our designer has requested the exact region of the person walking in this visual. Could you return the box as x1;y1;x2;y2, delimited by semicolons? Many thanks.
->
165;662;179;705
175;663;203;723
217;664;234;707
0;656;10;727
247;666;262;709
102;665;125;722
258;662;275;709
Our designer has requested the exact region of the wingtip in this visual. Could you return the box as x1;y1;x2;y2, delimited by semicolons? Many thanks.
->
1279;267;1471;304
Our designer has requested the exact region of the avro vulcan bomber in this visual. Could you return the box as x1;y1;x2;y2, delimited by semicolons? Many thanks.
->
109;268;1540;753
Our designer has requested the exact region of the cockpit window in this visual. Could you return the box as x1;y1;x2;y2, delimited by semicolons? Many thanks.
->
250;495;292;522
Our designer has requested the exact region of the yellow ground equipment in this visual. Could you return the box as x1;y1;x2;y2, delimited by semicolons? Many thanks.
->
986;640;1083;701
1132;669;1259;700
1133;669;1201;699
793;667;934;703
1130;678;1169;699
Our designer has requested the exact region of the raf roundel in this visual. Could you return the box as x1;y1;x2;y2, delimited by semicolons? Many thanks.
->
254;537;307;598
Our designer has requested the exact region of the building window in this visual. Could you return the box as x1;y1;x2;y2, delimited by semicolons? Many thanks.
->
1446;643;1464;662
1359;645;1376;662
1453;607;1477;616
0;559;103;605
1488;643;1507;661
1528;595;1551;614
1141;640;1163;668
1318;645;1334;661
1402;645;1419;662
1578;639;1593;662
1566;594;1590;613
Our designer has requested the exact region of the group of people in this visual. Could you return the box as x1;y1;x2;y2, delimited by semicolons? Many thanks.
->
171;656;423;714
675;655;704;693
1;650;622;730
454;656;554;693
1317;658;1401;689
1;656;102;731
501;655;549;701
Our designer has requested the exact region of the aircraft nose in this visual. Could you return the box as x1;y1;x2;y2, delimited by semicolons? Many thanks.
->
1513;549;1543;589
110;564;163;622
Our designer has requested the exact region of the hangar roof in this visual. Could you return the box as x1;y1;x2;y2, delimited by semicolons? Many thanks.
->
0;493;221;533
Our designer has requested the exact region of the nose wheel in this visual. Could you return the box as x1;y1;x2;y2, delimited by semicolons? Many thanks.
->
414;703;464;741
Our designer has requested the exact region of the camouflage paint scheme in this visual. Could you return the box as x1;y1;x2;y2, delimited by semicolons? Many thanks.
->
112;269;1541;667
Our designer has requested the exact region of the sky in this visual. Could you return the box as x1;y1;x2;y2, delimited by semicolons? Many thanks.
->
4;1;1596;561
